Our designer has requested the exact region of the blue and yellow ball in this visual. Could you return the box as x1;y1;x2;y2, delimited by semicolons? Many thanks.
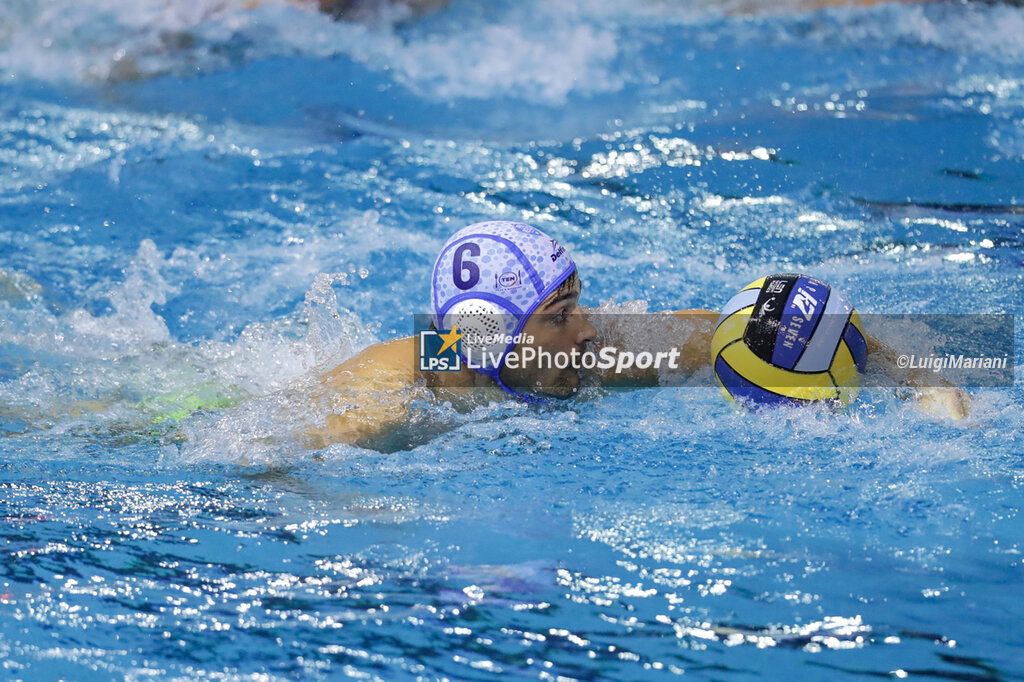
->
711;274;868;408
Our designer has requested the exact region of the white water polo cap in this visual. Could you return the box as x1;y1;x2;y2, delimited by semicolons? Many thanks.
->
431;221;577;396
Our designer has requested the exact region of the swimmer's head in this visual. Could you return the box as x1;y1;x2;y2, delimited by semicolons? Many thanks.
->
431;221;592;399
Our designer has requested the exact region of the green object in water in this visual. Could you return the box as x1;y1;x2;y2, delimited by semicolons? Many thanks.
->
138;382;246;424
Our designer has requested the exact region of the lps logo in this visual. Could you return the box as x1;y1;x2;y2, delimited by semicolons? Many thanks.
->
419;326;463;372
495;270;522;290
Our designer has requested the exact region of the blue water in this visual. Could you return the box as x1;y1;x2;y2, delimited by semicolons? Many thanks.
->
2;0;1023;678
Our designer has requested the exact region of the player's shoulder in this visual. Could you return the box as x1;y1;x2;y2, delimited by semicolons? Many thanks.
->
320;337;419;390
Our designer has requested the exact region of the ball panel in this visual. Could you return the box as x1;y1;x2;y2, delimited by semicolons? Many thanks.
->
830;341;859;391
769;275;831;370
829;342;861;406
791;284;853;372
710;307;752;361
844;312;868;372
744;274;801;365
716;288;760;329
714;355;809;407
720;339;839;402
792;313;845;373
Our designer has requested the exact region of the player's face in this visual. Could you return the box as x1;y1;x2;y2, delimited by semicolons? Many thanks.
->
501;276;596;398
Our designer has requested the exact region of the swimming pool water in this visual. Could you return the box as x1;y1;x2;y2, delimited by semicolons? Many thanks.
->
1;0;1023;678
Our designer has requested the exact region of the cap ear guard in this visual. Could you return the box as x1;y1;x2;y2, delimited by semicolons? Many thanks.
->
443;298;517;370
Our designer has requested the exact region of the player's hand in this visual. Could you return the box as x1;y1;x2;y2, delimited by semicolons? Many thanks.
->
913;386;971;421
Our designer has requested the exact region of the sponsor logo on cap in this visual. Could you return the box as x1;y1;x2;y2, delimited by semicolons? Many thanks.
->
550;240;566;262
495;270;522;290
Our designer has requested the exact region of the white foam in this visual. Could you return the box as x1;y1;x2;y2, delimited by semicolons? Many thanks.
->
770;2;1024;58
0;0;625;102
0;0;265;82
5;0;1024;107
0;233;386;454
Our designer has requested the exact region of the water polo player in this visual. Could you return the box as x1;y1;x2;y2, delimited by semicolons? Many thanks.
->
308;220;970;448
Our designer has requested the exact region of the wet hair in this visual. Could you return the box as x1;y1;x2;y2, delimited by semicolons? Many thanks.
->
548;269;580;305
